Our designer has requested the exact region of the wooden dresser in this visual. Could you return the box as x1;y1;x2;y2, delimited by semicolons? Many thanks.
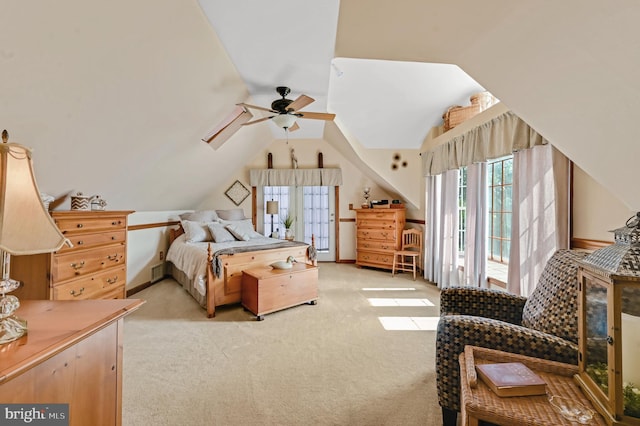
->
355;207;406;270
11;210;134;300
0;299;144;426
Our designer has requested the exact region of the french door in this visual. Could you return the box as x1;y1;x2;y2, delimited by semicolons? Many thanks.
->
262;186;335;261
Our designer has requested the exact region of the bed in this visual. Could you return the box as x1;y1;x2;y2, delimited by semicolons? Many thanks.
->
166;209;313;318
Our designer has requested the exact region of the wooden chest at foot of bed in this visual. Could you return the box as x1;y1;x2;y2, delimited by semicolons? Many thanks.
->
241;263;318;320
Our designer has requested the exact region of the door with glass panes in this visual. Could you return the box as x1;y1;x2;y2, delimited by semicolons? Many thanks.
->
262;186;335;261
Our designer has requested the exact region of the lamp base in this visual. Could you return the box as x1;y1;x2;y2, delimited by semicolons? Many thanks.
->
0;314;27;344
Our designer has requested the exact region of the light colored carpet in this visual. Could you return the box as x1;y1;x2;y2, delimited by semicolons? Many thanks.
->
122;263;443;426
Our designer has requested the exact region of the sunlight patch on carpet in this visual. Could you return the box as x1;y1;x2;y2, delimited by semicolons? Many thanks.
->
361;287;416;291
367;298;435;307
378;316;439;331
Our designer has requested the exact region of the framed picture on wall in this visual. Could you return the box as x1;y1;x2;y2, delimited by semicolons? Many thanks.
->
225;180;250;206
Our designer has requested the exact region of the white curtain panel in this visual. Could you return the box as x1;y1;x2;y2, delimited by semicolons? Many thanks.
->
463;162;488;288
425;169;460;289
424;174;440;282
507;145;570;296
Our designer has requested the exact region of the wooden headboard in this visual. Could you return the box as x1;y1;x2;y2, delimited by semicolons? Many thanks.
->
168;225;184;245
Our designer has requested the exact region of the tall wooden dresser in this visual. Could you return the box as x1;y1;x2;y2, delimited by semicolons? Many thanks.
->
10;210;133;300
355;207;406;270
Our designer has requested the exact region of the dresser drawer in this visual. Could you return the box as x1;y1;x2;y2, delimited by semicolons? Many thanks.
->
53;266;126;300
357;239;395;252
357;229;397;241
52;244;126;283
54;215;127;234
357;250;395;268
356;219;398;229
56;230;126;253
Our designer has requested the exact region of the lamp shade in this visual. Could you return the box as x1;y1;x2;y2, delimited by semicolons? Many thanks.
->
266;200;279;215
0;142;68;255
271;114;297;129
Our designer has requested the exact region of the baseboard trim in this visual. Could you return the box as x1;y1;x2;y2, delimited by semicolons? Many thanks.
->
127;278;165;297
571;238;611;251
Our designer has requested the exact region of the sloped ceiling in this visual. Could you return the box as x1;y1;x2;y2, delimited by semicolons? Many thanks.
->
198;0;487;148
1;0;638;212
335;0;640;210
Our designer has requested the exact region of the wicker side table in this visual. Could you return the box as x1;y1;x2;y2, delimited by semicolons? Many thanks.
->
460;346;607;426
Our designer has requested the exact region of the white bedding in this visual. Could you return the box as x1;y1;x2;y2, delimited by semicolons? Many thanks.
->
166;234;282;297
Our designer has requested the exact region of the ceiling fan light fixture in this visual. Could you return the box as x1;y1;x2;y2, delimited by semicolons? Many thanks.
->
272;114;297;129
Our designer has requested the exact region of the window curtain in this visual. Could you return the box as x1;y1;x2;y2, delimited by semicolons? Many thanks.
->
463;162;488;287
422;110;546;177
249;168;342;187
507;144;570;296
425;169;460;289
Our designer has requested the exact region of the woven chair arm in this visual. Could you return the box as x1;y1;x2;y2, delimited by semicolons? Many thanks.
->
435;314;578;413
439;287;528;325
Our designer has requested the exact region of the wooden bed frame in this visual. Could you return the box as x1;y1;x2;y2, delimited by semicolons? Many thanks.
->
169;227;313;318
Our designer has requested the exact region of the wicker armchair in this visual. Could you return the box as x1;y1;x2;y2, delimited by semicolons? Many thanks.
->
435;249;588;426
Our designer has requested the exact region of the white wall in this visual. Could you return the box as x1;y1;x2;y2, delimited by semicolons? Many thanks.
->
1;0;273;212
126;211;187;290
572;166;633;242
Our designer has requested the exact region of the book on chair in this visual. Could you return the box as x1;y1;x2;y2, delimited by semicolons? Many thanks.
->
475;362;547;397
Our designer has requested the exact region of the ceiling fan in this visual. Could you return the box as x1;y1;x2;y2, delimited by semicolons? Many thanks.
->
238;86;335;132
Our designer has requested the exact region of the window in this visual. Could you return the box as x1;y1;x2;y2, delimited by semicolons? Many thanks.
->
456;155;513;267
487;156;513;263
263;186;290;237
458;167;467;253
263;186;331;249
302;186;330;251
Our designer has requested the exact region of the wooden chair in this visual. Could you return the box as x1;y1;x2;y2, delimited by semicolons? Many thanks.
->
392;229;423;280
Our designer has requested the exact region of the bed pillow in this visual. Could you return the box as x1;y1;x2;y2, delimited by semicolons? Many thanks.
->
179;210;219;222
207;223;236;243
224;219;263;241
216;209;246;221
181;220;213;243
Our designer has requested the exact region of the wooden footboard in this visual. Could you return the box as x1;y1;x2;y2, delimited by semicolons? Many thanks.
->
204;243;311;318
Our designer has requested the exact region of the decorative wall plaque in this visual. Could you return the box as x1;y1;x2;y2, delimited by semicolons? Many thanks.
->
224;180;250;206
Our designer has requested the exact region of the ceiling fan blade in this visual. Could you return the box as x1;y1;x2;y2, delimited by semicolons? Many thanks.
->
243;116;273;126
237;103;277;114
288;122;300;132
286;94;315;112
297;111;336;121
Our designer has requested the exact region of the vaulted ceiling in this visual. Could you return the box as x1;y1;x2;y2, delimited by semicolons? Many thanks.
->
198;0;487;149
2;1;639;212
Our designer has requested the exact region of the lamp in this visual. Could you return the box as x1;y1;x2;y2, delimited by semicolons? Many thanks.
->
0;130;68;344
575;212;640;423
362;187;371;208
266;200;279;238
271;113;297;130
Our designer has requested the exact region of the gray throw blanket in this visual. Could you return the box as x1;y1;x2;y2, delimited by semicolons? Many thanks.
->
211;240;309;278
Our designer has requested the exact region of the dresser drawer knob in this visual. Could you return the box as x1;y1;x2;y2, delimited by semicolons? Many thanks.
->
77;223;84;228
111;220;121;226
70;261;85;270
77;240;84;245
106;276;118;285
70;287;85;297
107;254;120;262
